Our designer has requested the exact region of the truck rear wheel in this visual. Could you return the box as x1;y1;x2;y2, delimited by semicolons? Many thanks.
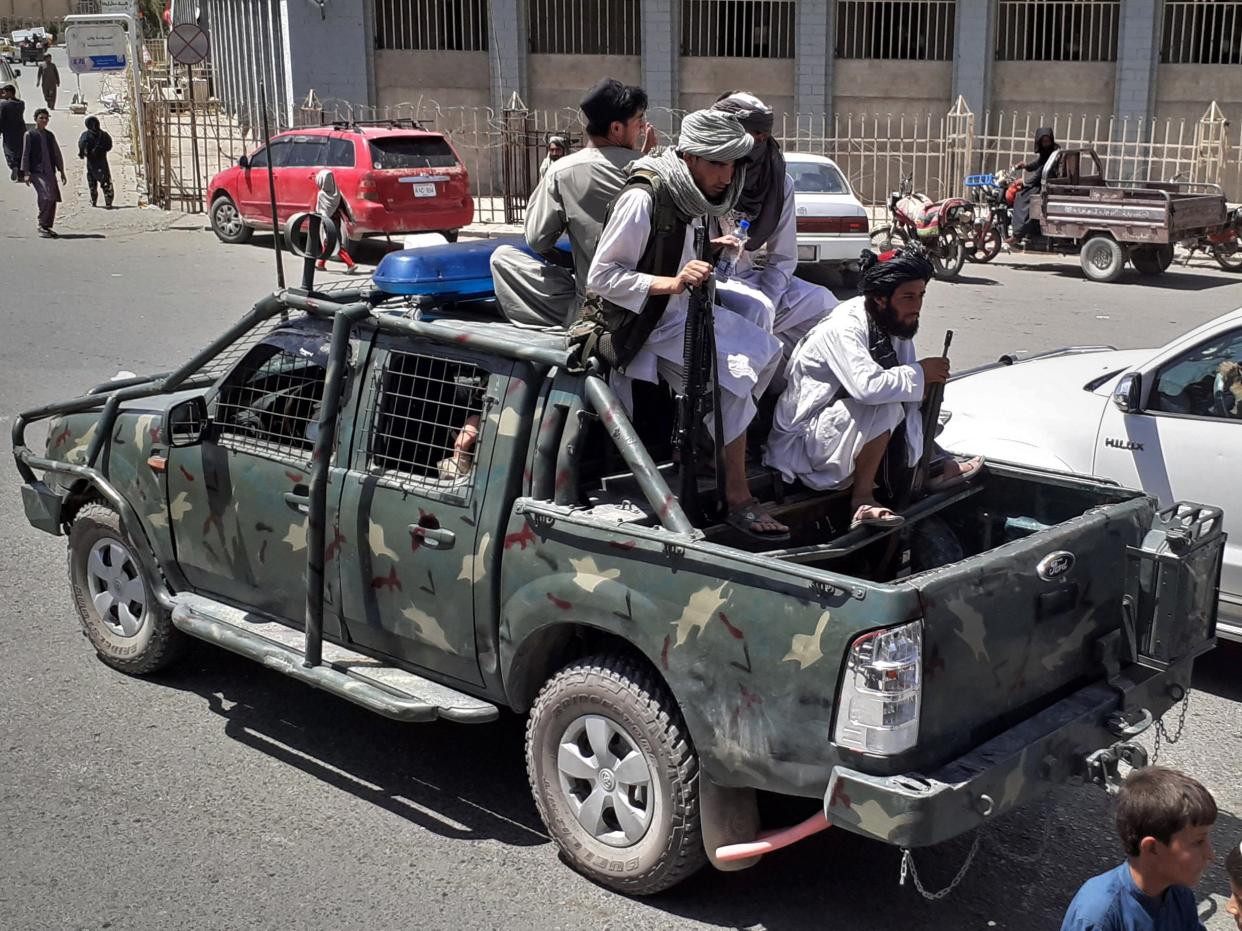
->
525;654;706;895
68;503;185;675
1081;234;1127;282
1131;244;1173;276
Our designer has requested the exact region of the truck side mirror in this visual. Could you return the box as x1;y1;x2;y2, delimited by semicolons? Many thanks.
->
1112;373;1142;414
165;396;209;447
238;154;250;169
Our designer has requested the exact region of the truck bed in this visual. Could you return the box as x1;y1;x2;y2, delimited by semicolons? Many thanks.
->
1037;179;1226;243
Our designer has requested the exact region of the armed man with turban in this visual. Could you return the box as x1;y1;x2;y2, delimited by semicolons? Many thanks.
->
764;246;982;528
587;108;788;540
711;91;838;380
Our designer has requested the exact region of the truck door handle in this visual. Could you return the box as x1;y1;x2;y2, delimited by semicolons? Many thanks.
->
284;486;310;513
408;524;455;550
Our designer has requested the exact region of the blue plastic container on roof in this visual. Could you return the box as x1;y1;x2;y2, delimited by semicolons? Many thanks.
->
372;234;571;300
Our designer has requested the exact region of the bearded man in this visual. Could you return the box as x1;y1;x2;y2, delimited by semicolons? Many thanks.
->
710;91;839;366
764;246;981;529
587;109;788;541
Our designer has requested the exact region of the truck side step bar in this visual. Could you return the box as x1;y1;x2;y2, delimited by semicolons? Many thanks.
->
170;593;498;724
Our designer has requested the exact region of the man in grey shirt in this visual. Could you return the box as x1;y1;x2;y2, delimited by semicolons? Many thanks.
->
490;77;653;328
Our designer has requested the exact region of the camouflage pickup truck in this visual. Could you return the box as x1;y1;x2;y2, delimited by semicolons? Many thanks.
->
13;275;1225;896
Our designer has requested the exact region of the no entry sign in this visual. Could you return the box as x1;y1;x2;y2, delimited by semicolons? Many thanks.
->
168;22;210;65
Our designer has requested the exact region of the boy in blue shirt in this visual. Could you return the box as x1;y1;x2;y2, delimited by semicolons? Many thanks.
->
1061;767;1216;931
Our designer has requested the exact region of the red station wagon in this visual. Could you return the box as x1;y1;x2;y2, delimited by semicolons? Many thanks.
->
206;121;474;249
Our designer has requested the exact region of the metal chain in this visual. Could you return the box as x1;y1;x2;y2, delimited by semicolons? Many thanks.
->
1152;688;1192;764
899;829;983;901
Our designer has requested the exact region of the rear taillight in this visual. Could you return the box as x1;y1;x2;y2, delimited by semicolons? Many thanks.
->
796;216;869;234
358;173;380;202
834;620;922;755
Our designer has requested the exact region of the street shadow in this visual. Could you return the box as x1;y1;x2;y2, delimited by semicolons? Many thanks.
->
148;639;549;849
1193;640;1242;702
942;273;1000;286
1003;259;1238;290
52;232;106;240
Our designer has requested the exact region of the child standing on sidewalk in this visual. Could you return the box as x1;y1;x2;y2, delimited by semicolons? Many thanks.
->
77;116;114;208
313;168;357;273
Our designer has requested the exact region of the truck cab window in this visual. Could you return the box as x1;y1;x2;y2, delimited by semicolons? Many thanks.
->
1150;329;1242;419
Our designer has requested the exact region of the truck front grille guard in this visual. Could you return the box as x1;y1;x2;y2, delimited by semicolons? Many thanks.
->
13;286;693;673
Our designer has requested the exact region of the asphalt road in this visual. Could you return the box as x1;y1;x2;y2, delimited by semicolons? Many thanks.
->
2;59;1241;930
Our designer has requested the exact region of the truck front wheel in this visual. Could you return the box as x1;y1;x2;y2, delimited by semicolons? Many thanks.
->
68;503;185;675
1081;234;1127;282
525;654;707;895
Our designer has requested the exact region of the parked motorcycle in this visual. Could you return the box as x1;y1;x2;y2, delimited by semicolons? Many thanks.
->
1177;204;1242;271
962;170;1013;263
870;177;972;279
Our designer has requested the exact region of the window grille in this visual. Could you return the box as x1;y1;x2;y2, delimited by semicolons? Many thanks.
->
682;0;796;58
214;338;329;463
996;1;1119;62
367;351;489;502
836;0;956;60
529;0;641;55
375;0;488;52
1162;1;1242;65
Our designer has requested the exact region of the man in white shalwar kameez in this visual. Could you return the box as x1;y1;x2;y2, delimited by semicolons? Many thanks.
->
764;246;981;529
587;109;788;540
710;92;839;374
491;78;652;329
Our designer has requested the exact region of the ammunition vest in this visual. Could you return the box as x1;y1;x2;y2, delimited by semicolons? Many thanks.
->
576;169;690;371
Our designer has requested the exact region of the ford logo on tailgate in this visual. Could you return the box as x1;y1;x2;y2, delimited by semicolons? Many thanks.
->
1037;551;1076;581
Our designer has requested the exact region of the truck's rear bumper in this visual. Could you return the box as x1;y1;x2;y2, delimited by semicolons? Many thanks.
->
823;655;1195;848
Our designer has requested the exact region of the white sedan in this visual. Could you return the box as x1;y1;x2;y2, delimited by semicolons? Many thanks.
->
786;153;870;273
938;308;1242;642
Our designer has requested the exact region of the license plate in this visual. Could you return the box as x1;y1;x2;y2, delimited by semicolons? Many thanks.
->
797;245;817;262
413;183;436;198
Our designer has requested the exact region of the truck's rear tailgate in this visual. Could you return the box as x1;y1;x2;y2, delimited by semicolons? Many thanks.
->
1169;192;1227;234
912;494;1154;763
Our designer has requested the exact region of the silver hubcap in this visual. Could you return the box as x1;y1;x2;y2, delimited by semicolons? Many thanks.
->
86;537;147;637
215;202;241;236
556;714;654;847
1089;244;1112;270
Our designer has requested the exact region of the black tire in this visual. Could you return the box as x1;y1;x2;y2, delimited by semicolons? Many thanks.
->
967;227;1002;263
525;653;706;895
209;195;252;245
1213;243;1242;271
932;232;967;280
68;503;185;675
1131;244;1173;276
869;225;904;252
442;229;460;243
1080;234;1127;282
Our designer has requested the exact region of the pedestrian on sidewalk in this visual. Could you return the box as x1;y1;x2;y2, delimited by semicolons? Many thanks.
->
37;54;60;110
77;116;114;208
0;84;26;181
313;168;358;273
21;108;66;238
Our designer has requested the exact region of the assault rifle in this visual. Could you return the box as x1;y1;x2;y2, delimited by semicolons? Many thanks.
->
675;227;727;526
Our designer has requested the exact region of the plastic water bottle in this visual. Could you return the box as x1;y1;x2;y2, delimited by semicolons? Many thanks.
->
714;219;750;281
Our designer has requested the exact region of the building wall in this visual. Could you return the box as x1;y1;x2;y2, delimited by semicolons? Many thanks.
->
373;50;491;111
526;54;641;112
281;0;368;109
678;57;794;115
832;60;953;120
991;62;1116;120
1156;66;1242;128
0;0;73;26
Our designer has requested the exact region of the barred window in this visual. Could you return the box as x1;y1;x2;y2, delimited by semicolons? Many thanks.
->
836;0;956;61
1162;1;1242;65
367;351;489;501
375;0;488;52
529;0;641;55
214;334;330;462
682;0;796;58
996;1;1119;62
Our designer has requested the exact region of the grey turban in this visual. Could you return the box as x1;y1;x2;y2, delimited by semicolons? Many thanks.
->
712;91;775;135
675;109;753;162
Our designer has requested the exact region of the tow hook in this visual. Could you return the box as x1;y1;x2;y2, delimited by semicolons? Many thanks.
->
1085;741;1149;795
1105;707;1153;739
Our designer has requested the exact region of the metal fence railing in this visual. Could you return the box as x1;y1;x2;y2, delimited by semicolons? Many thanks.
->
996;0;1120;62
139;93;1242;224
529;0;641;55
681;0;795;58
1161;1;1242;65
375;0;488;52
835;0;956;61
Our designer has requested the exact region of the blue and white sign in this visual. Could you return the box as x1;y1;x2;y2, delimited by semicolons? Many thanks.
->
65;23;128;73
